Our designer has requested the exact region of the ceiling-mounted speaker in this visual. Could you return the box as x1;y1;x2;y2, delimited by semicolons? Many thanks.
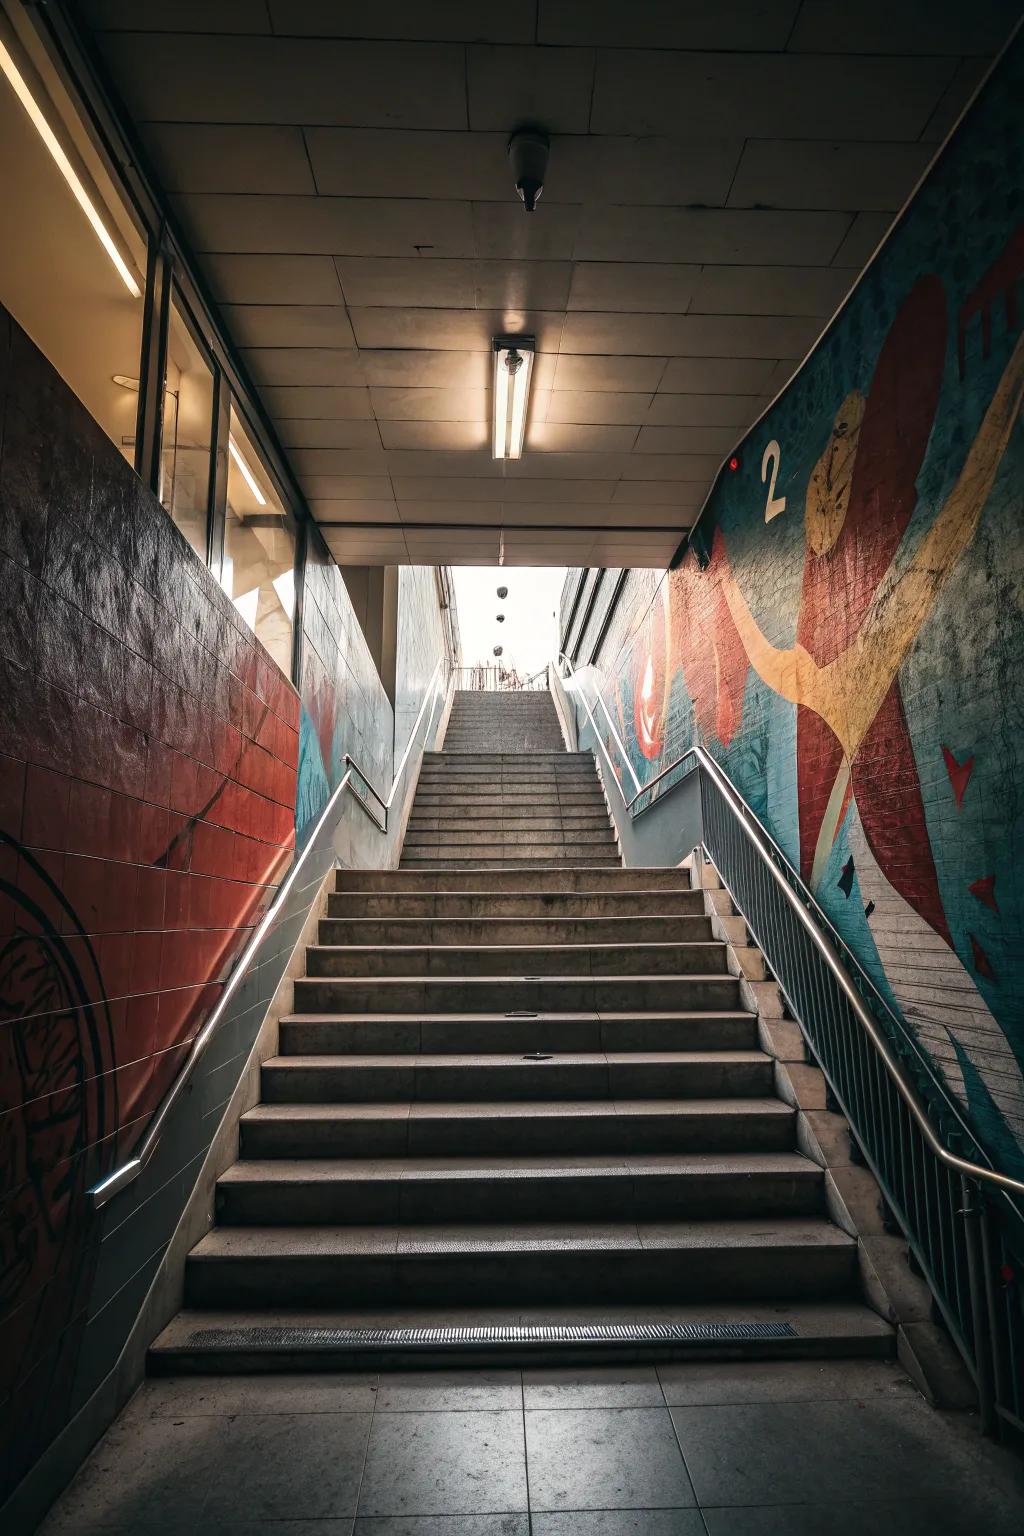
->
497;585;508;599
508;127;550;213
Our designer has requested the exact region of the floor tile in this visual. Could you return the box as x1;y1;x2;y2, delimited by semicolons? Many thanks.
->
522;1366;663;1409
657;1358;914;1407
532;1513;706;1536
359;1409;528;1515
525;1407;695;1511
701;1498;1024;1535
124;1372;380;1417
202;1411;372;1521
354;1518;530;1536
670;1398;1024;1519
374;1370;522;1411
35;1417;216;1532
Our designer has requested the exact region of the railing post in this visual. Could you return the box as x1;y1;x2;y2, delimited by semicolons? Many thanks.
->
980;1197;1011;1431
962;1174;997;1434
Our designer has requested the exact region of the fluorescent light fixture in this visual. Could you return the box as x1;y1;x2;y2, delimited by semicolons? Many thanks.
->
492;336;535;460
229;436;267;506
0;37;141;299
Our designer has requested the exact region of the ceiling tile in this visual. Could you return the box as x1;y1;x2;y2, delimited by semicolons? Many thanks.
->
220;304;356;348
728;140;934;212
259;385;373;417
472;202;582;260
635;425;740;455
621;455;721;481
307;127;506;199
394;501;505;524
787;0;1019;54
611;481;706;506
174;194;476;257
202;254;344;304
473;260;573;310
830;213;894;268
390;477;616;503
323;530;410;562
83;0;270;30
467;45;595;133
659;357;778;393
309;501;400;522
919;59;989;143
350;307;564;351
556;135;743;207
591;50;956;140
378;421;491;450
526;423;639;453
574;206;851;264
538;0;800;48
240;349;365;386
361;351;492;388
293;449;390;476
371;388;488;421
383;450;500;478
762;359;801;395
543;391;653;426
100;34;468;126
396;500;685;526
688;265;856;318
552;355;667;392
567;263;700;313
303;476;394;499
143;124;314;193
560;312;821;358
268;1;538;42
277;420;382;449
335;257;476;308
646;394;762;428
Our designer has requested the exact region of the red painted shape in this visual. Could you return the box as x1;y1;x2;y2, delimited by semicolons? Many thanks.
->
970;933;996;981
942;745;974;810
957;224;1024;377
969;875;999;911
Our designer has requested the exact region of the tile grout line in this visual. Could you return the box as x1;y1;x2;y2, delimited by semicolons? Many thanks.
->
350;1370;381;1524
660;1367;711;1533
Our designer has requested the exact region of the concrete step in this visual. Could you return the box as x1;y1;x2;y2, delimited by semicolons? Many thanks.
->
217;1152;824;1225
317;916;713;947
305;941;729;980
292;974;743;1014
399;853;622;869
336;868;688;892
326;891;705;919
260;1050;774;1103
278;1010;759;1056
239;1097;796;1158
406;814;612;832
150;1300;894;1373
184;1217;858;1307
411;785;606;800
402;829;617;848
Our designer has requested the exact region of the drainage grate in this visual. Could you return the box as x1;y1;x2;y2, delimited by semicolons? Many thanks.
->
186;1321;797;1352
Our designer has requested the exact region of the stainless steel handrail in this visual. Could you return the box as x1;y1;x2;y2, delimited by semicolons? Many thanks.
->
88;657;450;1210
556;652;641;793
557;652;1024;1202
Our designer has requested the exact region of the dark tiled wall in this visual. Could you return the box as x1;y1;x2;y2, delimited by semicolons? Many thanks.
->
0;307;299;1499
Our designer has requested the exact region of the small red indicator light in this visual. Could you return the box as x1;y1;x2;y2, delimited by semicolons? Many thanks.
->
728;455;740;472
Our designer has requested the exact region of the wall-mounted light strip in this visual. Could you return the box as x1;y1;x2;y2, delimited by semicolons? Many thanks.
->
229;436;267;506
0;36;141;298
492;336;535;460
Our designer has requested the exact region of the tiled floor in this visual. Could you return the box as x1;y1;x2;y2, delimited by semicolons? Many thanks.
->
37;1358;1024;1535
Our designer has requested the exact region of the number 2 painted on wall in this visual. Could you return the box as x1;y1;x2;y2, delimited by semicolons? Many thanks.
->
762;440;786;522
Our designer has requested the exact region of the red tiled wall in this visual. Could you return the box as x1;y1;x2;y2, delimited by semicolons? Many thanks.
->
0;309;298;1495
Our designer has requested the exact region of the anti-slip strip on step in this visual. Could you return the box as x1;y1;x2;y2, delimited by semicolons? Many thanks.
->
184;1321;797;1351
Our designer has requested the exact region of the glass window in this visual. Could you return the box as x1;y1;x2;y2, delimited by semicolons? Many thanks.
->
158;296;214;560
223;408;296;676
0;24;146;463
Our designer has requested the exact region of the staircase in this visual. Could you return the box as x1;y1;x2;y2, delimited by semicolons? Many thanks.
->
152;688;891;1370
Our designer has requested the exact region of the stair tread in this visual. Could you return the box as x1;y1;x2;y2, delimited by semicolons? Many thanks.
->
190;1216;855;1260
307;941;725;956
243;1096;794;1122
279;1011;754;1025
222;1151;819;1183
265;1050;769;1068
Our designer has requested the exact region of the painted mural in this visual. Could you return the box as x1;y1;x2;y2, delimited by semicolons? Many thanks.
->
0;310;298;1500
594;41;1024;1174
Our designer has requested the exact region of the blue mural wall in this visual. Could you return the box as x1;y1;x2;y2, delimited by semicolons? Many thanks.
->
588;35;1024;1173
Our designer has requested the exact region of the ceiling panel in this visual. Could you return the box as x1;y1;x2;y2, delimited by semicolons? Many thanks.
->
79;8;1011;565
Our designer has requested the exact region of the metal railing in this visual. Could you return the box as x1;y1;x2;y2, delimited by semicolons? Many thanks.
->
452;664;548;692
557;653;1024;1436
88;658;451;1210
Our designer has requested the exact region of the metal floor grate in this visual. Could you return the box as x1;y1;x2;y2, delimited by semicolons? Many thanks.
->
187;1321;797;1351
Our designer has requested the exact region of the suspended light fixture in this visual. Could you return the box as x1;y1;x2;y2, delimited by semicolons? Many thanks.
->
492;336;535;460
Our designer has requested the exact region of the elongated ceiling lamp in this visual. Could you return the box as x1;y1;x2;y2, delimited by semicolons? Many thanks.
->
0;36;141;297
492;336;534;459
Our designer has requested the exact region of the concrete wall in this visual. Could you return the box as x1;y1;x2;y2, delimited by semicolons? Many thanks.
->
570;34;1024;1177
